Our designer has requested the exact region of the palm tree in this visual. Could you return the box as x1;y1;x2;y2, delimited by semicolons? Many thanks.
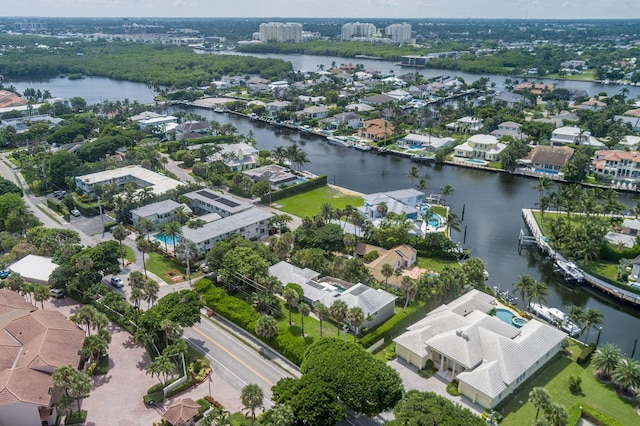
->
255;315;278;340
566;305;585;332
129;271;145;289
33;284;50;309
112;225;128;267
406;166;420;187
513;275;535;310
376;201;388;218
439;184;454;205
545;402;568;426
612;358;640;395
534;176;554;206
162;220;183;253
241;384;264;426
319;202;333;224
130;287;143;309
282;287;299;326
136;237;152;279
381;263;394;286
529;281;549;308
582;308;604;344
445;211;461;233
400;276;417;312
143;279;159;307
315;303;329;337
299;303;310;337
346;306;365;340
592;343;622;380
529;387;551;421
330;300;348;335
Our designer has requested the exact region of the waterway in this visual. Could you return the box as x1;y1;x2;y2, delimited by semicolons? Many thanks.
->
5;56;640;355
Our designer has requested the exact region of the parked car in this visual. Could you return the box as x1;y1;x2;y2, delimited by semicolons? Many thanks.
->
110;276;124;288
0;270;10;279
53;190;66;199
50;288;64;298
70;209;81;217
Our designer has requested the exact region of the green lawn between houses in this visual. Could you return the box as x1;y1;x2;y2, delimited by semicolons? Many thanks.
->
145;251;203;284
273;186;364;218
500;341;638;425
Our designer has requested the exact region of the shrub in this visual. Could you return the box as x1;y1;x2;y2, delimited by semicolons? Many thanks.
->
165;379;195;398
260;175;328;204
65;410;87;425
148;382;164;394
204;395;224;409
568;374;582;394
446;380;460;396
582;404;625;426
91;356;109;375
385;344;396;360
196;398;212;414
144;392;164;406
577;343;597;365
363;250;379;262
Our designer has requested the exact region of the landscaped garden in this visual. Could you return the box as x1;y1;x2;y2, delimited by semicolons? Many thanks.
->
145;251;202;284
500;340;638;425
274;185;363;218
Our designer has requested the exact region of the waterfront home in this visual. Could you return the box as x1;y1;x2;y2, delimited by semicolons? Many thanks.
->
490;121;527;141
526;145;574;175
356;242;417;286
210;142;259;171
446;116;483;133
345;103;375;112
386;89;412;102
550;126;588;146
0;114;62;135
137;114;179;132
298;95;326;104
243;164;298;188
247;83;271;94
399;133;455;152
265;100;291;115
268;261;397;331
577;98;607;111
515;82;554;95
592;150;640;183
182;189;251;217
298;105;329;120
361;188;424;220
623;108;640;118
181;208;273;254
621;219;640;236
394;289;565;409
631;255;640;282
321;112;361;130
130;199;188;225
75;165;182;196
362;94;396;106
621;135;640;149
454;134;506;161
175;120;210;141
494;92;529;107
359;119;394;141
0;289;85;426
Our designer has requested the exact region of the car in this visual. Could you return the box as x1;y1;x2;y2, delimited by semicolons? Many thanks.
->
110;276;124;288
50;288;64;298
53;190;66;199
0;270;10;279
70;209;81;217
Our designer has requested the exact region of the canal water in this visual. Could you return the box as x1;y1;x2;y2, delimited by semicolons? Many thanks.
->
6;56;640;355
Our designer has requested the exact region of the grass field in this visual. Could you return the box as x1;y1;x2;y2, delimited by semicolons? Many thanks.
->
416;256;459;272
274;186;364;218
145;251;202;284
500;341;638;425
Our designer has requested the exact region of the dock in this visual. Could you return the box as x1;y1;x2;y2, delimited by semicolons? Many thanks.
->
520;209;640;308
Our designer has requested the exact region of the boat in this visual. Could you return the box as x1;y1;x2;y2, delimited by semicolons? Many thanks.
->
497;289;518;305
327;136;352;148
412;154;436;163
554;259;584;283
213;107;225;113
529;302;582;337
354;143;372;151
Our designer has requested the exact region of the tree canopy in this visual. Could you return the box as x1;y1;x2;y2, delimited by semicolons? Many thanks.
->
389;391;485;426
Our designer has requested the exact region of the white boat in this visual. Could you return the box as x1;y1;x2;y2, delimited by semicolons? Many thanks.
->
529;302;582;337
554;259;584;283
327;136;352;148
213;107;225;113
354;143;372;151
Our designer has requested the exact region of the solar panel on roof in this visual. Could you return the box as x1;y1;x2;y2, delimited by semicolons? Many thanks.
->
197;190;219;200
307;281;325;290
350;286;368;296
215;197;240;208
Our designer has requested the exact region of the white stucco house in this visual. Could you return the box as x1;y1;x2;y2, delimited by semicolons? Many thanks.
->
454;134;506;161
130;199;189;225
75;165;182;197
394;290;566;409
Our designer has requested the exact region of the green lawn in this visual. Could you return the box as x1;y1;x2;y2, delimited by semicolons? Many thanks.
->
416;256;459;272
274;186;364;218
145;251;202;284
500;341;638;425
431;206;447;217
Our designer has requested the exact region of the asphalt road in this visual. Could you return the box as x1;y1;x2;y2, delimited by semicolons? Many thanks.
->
184;317;295;407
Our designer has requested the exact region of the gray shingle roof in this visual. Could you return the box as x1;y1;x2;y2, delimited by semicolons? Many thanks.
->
130;200;182;218
181;208;273;244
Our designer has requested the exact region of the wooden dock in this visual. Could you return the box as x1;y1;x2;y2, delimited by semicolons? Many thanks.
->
520;209;640;308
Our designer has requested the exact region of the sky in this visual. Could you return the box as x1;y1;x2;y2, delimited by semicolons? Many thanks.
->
2;0;640;20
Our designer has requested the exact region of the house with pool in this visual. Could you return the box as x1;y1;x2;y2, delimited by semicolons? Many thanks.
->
269;261;397;331
454;134;506;162
130;199;190;226
361;188;424;219
394;289;566;409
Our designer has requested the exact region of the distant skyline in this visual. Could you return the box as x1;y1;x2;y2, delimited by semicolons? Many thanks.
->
3;1;640;20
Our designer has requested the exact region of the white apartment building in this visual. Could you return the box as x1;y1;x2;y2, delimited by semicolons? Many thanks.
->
75;165;182;196
341;22;377;40
259;22;303;43
385;23;412;44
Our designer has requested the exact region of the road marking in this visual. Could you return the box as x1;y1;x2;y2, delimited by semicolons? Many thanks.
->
192;326;275;387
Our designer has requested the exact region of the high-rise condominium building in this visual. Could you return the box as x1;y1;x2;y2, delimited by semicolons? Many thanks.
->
341;22;377;40
385;23;412;44
259;22;303;43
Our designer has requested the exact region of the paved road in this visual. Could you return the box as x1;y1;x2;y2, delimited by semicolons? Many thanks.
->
161;152;195;183
184;317;296;406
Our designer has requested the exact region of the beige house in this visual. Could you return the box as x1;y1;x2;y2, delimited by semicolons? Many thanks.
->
394;290;565;409
0;290;85;425
357;243;417;286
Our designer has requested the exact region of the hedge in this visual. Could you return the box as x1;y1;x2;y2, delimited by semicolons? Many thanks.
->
165;379;195;398
577;343;597;365
65;410;87;425
73;197;100;216
46;198;70;219
143;392;164;406
580;267;640;297
358;302;430;348
581;404;625;426
260;175;328;204
600;243;640;263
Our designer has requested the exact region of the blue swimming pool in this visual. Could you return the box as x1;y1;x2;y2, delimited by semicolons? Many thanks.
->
155;233;181;246
496;308;525;328
409;144;423;150
296;177;307;184
428;214;440;228
534;169;559;175
466;158;486;165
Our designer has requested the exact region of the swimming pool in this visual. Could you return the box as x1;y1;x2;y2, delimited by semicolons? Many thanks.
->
428;214;441;228
409;144;423;150
466;158;486;165
496;308;526;328
534;169;559;175
155;232;181;247
296;177;307;184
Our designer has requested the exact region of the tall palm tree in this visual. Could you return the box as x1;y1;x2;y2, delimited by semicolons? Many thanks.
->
241;384;264;426
162;220;183;253
445;211;461;233
582;308;604;344
529;281;549;308
439;184;454;205
376;201;388;218
611;358;640;395
282;288;299;326
112;225;129;267
315;303;329;337
529;387;551;421
319;202;333;224
346;306;365;340
381;263;394;286
136;237;152;279
566;305;585;332
135;217;156;241
513;275;535;310
400;276;417;312
545;402;568;426
299;303;310;337
533;176;554;206
330;300;348;335
591;343;622;381
406;166;420;187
